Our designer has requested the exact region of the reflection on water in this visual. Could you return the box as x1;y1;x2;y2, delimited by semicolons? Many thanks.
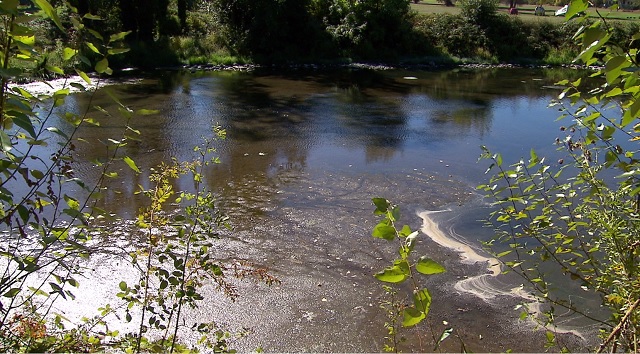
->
27;67;604;351
46;67;574;217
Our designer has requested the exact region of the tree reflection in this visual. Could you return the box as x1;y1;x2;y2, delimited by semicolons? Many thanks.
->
50;67;570;220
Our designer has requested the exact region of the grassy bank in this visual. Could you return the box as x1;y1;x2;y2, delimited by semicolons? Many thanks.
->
411;0;640;22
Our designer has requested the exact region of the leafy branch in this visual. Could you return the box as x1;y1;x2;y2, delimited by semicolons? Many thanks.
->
370;197;448;352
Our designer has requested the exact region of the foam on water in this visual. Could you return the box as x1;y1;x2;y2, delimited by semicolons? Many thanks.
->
418;209;588;340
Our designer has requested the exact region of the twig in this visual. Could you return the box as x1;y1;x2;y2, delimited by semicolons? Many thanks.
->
597;298;640;353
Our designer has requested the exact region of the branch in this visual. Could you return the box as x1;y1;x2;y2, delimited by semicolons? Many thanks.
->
597;298;640;353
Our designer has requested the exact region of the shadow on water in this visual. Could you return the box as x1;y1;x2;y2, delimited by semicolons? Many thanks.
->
23;67;606;352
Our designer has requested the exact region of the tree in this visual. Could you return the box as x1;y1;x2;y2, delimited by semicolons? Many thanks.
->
117;0;171;41
212;0;326;61
0;0;131;350
314;0;417;59
178;0;187;32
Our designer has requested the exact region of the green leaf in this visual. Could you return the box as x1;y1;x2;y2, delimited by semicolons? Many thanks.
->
70;83;86;91
76;69;91;84
83;13;102;20
31;169;44;179
63;47;77;60
413;288;432;313
119;281;127;291
394;259;411;275
529;149;538;164
86;42;100;54
566;0;588;19
0;131;12;152
3;288;20;298
546;330;555;343
374;266;407;283
123;156;141;173
372;197;389;213
13;113;36;138
435;328;453;351
372;221;395;241
623;98;640;127
64;195;80;210
45;65;64;75
34;0;64;31
95;58;109;74
398;224;412;237
109;31;131;43
415;257;445;275
13;35;34;45
390;206;400;222
108;48;130;55
0;67;21;79
0;0;19;14
87;29;103;40
402;307;425;327
605;55;629;84
496;250;512;257
17;205;29;223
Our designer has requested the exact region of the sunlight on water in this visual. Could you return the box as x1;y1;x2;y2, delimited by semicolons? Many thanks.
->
9;67;606;351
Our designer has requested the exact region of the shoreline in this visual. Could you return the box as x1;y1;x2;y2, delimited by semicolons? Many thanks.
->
13;62;595;99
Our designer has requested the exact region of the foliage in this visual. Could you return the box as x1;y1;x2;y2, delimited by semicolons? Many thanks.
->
211;0;329;62
370;198;449;352
28;0;640;66
412;12;585;63
0;1;276;352
413;14;489;59
114;128;279;352
314;0;419;59
478;0;640;350
0;0;132;351
167;35;246;66
459;0;499;27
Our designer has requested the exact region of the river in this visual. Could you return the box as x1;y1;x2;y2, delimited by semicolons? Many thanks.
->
25;67;607;352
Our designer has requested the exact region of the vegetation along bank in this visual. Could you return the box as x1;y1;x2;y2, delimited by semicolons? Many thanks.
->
24;0;640;73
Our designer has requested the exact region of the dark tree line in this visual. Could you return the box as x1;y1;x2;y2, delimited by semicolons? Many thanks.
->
212;0;419;61
56;0;422;61
66;0;194;40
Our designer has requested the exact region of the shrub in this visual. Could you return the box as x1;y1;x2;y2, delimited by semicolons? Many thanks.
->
212;0;330;62
459;0;499;27
479;1;640;350
414;14;490;58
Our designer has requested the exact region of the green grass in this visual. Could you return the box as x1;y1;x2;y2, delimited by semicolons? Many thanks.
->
410;1;640;22
411;1;461;15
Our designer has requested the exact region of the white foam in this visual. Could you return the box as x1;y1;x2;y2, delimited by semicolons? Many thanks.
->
418;209;587;339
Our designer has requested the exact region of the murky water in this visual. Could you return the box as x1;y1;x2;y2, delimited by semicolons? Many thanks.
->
31;67;607;351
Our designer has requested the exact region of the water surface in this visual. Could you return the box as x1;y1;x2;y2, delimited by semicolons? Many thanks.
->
42;67;605;351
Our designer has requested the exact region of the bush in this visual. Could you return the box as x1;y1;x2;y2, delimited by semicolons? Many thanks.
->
212;0;330;62
413;14;489;58
459;0;499;26
185;10;218;37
